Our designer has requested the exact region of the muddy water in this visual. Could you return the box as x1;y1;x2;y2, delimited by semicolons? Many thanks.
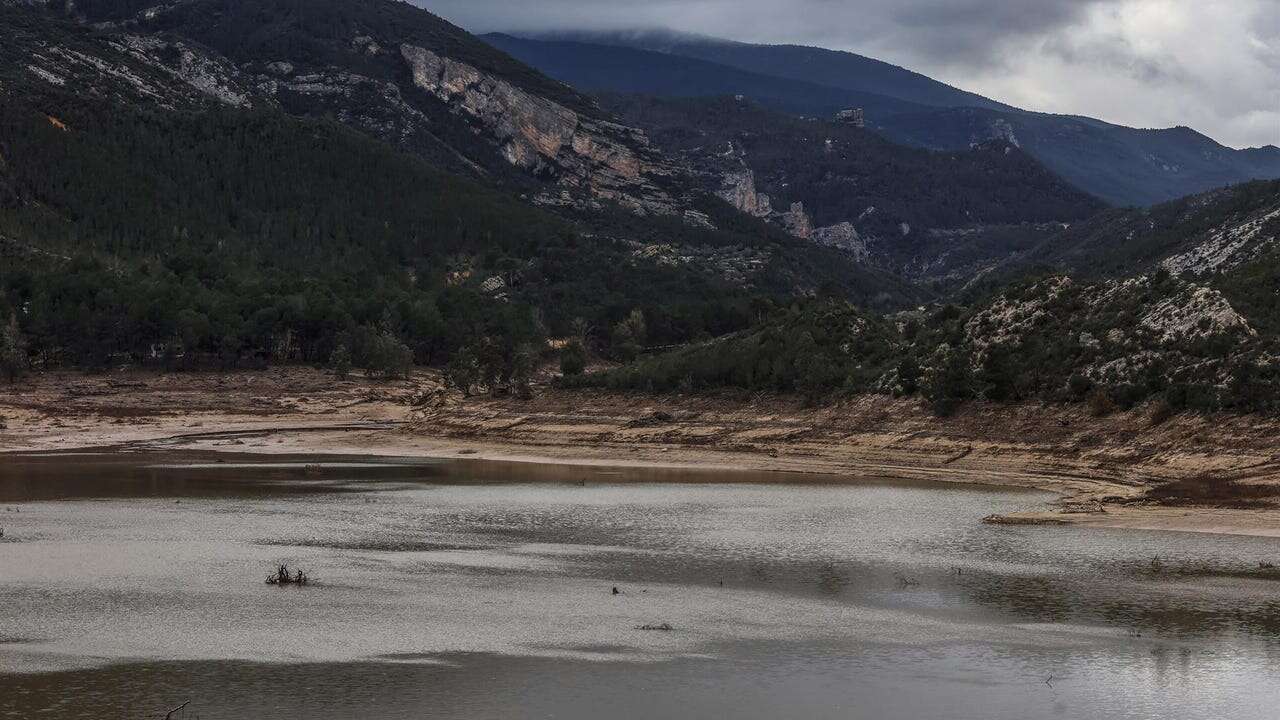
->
2;452;1280;719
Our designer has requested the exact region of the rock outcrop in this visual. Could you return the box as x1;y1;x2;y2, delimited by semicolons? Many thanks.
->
1139;284;1256;343
1160;205;1280;277
113;35;255;108
963;273;1260;390
717;168;772;217
781;202;812;240
709;164;812;239
811;222;868;262
835;108;865;128
400;44;678;215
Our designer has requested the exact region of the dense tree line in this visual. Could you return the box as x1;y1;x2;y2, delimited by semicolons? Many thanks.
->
0;94;813;374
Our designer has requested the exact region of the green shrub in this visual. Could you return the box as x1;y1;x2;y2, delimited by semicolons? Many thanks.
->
330;343;353;380
444;345;481;396
611;310;648;362
559;339;587;377
1;313;27;384
366;331;413;380
922;344;973;417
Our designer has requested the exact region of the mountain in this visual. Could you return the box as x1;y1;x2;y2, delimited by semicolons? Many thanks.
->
0;0;925;375
1010;179;1280;281
597;94;1104;284
480;34;928;120
517;29;1012;113
572;270;1278;415
884;110;1280;209
570;182;1280;415
5;0;1280;420
55;0;690;217
981;179;1280;334
487;31;1280;208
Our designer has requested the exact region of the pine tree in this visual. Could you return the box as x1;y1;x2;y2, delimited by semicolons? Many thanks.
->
1;313;27;384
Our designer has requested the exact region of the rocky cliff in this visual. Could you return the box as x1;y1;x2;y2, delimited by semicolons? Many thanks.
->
810;222;868;262
399;44;677;215
16;0;692;220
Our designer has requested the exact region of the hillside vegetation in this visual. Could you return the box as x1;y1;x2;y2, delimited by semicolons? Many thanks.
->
1;90;892;371
600;94;1102;275
0;0;923;378
572;272;1280;416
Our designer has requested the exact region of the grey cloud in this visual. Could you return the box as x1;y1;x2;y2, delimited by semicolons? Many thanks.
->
423;0;1111;65
1041;32;1189;84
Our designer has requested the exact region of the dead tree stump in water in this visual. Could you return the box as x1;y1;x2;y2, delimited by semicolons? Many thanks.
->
265;564;309;586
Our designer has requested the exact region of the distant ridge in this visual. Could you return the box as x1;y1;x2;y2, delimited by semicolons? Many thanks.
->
528;28;1014;112
489;30;1280;207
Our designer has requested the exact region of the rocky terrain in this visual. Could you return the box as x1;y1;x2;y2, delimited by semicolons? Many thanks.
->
398;43;678;215
598;94;1103;283
963;274;1265;392
958;179;1280;344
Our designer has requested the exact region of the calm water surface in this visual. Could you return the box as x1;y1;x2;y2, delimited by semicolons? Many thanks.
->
2;452;1279;719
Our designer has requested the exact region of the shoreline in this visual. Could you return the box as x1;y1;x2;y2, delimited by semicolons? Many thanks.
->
4;367;1280;537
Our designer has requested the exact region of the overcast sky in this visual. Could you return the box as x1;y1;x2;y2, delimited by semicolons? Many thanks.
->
419;0;1280;149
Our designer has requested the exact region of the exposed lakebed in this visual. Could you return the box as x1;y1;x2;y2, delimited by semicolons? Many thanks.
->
2;452;1279;719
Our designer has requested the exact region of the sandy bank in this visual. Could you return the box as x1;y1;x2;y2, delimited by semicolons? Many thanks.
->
3;367;1280;537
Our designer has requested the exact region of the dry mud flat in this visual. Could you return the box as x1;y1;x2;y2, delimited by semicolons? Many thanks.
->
3;368;1280;535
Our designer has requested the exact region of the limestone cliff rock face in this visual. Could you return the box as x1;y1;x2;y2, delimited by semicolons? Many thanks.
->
782;202;812;240
114;35;255;108
400;44;676;215
810;222;868;263
717;168;772;217
711;164;818;239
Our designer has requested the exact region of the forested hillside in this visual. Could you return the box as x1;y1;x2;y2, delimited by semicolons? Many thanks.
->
573;272;1280;416
5;0;1280;423
0;0;922;379
600;94;1103;281
2;89;924;363
1006;180;1280;280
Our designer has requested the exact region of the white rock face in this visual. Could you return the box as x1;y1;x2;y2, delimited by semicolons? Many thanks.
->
1160;205;1280;277
963;272;1257;389
26;64;66;86
982;118;1020;148
400;44;676;216
717;169;771;217
810;222;868;263
782;202;812;239
1140;284;1256;343
114;35;253;107
964;276;1074;351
